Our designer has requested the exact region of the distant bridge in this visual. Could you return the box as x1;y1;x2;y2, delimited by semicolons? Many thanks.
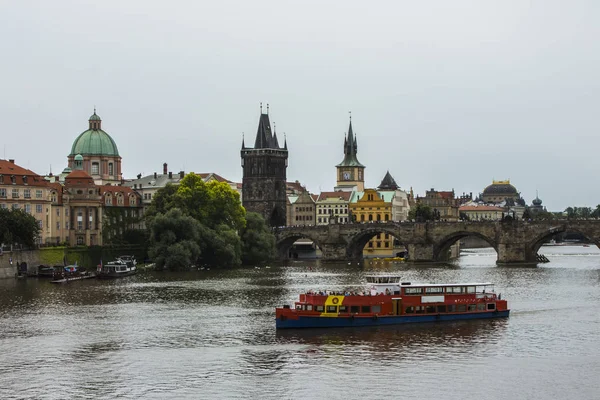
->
274;220;600;263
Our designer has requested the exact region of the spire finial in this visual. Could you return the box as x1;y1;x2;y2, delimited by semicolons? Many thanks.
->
349;110;352;122
273;122;276;132
267;103;269;115
260;102;263;113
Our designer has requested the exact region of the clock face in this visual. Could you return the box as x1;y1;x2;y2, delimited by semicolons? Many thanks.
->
343;172;350;180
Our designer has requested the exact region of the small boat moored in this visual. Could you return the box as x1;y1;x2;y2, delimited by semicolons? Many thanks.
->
50;265;94;284
96;259;137;279
276;275;509;329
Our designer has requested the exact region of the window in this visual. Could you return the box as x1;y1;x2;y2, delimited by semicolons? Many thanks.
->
486;303;496;311
108;163;114;175
12;189;19;198
77;236;84;245
467;304;477;311
56;222;60;230
66;221;69;229
405;287;423;295
361;305;371;313
24;204;31;213
106;195;112;206
425;287;444;294
457;304;467;312
405;306;414;313
372;305;381;314
477;303;485;311
56;209;60;216
447;286;464;294
36;189;43;198
24;189;31;198
315;305;324;312
350;305;360;314
437;305;447;313
91;162;99;175
37;220;42;228
447;305;456;312
12;204;19;210
339;305;347;312
0;188;6;198
306;305;313;311
326;305;337;313
36;204;43;213
426;306;436;313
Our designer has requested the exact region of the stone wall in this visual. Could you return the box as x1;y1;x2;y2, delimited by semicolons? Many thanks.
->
0;250;41;279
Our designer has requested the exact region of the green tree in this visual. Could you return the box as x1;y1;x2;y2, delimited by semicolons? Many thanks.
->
240;212;276;265
408;204;434;222
592;205;600;219
144;183;179;219
148;208;203;270
0;208;40;248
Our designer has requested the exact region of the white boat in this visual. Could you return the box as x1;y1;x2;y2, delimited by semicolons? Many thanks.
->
97;259;137;279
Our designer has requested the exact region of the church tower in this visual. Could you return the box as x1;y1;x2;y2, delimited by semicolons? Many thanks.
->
335;117;365;191
241;105;288;227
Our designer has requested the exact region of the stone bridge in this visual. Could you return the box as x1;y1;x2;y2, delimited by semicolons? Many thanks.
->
274;220;600;263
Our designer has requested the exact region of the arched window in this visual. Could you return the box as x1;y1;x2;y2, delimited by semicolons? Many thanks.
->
385;214;389;221
361;214;365;222
368;214;373;221
105;195;112;206
377;214;381;221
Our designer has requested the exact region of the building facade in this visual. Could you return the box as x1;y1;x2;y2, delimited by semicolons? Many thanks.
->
416;189;460;221
316;191;352;225
287;190;316;226
241;109;288;227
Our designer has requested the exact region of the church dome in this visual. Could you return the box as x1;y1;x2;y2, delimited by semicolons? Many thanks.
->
69;112;120;157
532;196;542;206
482;180;517;195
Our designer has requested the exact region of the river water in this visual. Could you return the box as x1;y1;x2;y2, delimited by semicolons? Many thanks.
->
1;245;599;399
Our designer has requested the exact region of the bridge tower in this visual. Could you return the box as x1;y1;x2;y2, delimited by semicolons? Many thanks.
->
335;115;365;191
241;104;288;227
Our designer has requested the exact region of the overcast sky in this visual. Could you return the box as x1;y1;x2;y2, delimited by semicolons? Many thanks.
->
1;0;599;211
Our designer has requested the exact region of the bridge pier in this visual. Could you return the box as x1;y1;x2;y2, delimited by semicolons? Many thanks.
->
496;243;532;263
320;243;352;261
407;243;435;262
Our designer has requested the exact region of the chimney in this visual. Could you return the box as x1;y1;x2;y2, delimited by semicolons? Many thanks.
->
163;163;168;175
179;171;184;178
168;172;173;179
153;172;157;179
9;159;14;164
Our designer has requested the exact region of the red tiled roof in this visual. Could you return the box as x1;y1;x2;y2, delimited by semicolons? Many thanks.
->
311;194;319;202
100;185;141;207
317;191;352;201
0;159;49;187
438;191;454;199
64;170;95;187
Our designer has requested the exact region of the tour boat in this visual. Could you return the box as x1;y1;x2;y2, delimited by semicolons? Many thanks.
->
275;275;509;329
96;258;137;279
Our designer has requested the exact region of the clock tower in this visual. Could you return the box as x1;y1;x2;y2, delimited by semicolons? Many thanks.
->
335;117;365;191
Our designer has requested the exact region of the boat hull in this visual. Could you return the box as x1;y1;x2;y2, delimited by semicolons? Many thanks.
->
276;310;510;329
96;271;137;279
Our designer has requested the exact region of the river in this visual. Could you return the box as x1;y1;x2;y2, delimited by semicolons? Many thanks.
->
1;245;599;399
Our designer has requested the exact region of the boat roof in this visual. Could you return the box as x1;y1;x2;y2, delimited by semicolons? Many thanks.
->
398;282;494;287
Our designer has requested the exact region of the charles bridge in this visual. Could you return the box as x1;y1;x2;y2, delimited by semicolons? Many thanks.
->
274;220;600;263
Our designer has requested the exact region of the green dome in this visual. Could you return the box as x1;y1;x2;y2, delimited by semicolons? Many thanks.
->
74;154;83;161
70;129;120;156
89;112;101;121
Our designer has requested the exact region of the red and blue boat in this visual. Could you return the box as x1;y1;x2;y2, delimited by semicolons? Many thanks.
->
276;275;509;329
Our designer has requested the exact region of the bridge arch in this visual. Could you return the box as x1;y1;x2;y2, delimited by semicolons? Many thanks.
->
345;227;409;260
433;231;498;261
528;223;600;260
276;231;324;259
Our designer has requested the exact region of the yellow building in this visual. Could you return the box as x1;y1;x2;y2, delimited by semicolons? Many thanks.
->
350;189;395;257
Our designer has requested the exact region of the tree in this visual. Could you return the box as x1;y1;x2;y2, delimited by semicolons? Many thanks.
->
144;183;178;219
240;212;276;265
148;208;203;270
592;205;600;219
0;208;40;248
408;204;434;222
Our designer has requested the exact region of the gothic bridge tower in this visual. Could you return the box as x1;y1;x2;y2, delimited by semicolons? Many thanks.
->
241;105;288;227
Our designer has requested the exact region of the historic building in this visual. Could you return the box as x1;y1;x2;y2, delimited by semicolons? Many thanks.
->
68;110;123;185
349;189;394;257
0;159;54;245
415;189;461;221
480;180;522;204
458;204;506;221
241;107;288;227
316;191;352;225
377;171;411;222
335;118;365;192
287;190;316;226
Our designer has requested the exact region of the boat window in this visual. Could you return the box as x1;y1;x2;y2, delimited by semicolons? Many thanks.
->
339;305;347;312
326;305;337;313
468;304;477;311
426;306;436;313
437;305;447;313
457;304;467;312
306;305;313;311
361;305;371;313
477;303;485;311
466;286;476;293
447;305;456;312
372;305;381;314
315;305;324;312
447;286;463;294
487;303;496;311
415;306;425;314
350;306;360;313
296;305;302;310
404;287;423;295
405;306;415;313
425;287;444;294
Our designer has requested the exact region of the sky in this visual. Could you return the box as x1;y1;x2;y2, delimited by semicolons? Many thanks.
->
1;0;599;212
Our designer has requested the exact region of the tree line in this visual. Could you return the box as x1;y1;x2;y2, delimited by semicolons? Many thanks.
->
0;208;40;249
145;173;275;270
